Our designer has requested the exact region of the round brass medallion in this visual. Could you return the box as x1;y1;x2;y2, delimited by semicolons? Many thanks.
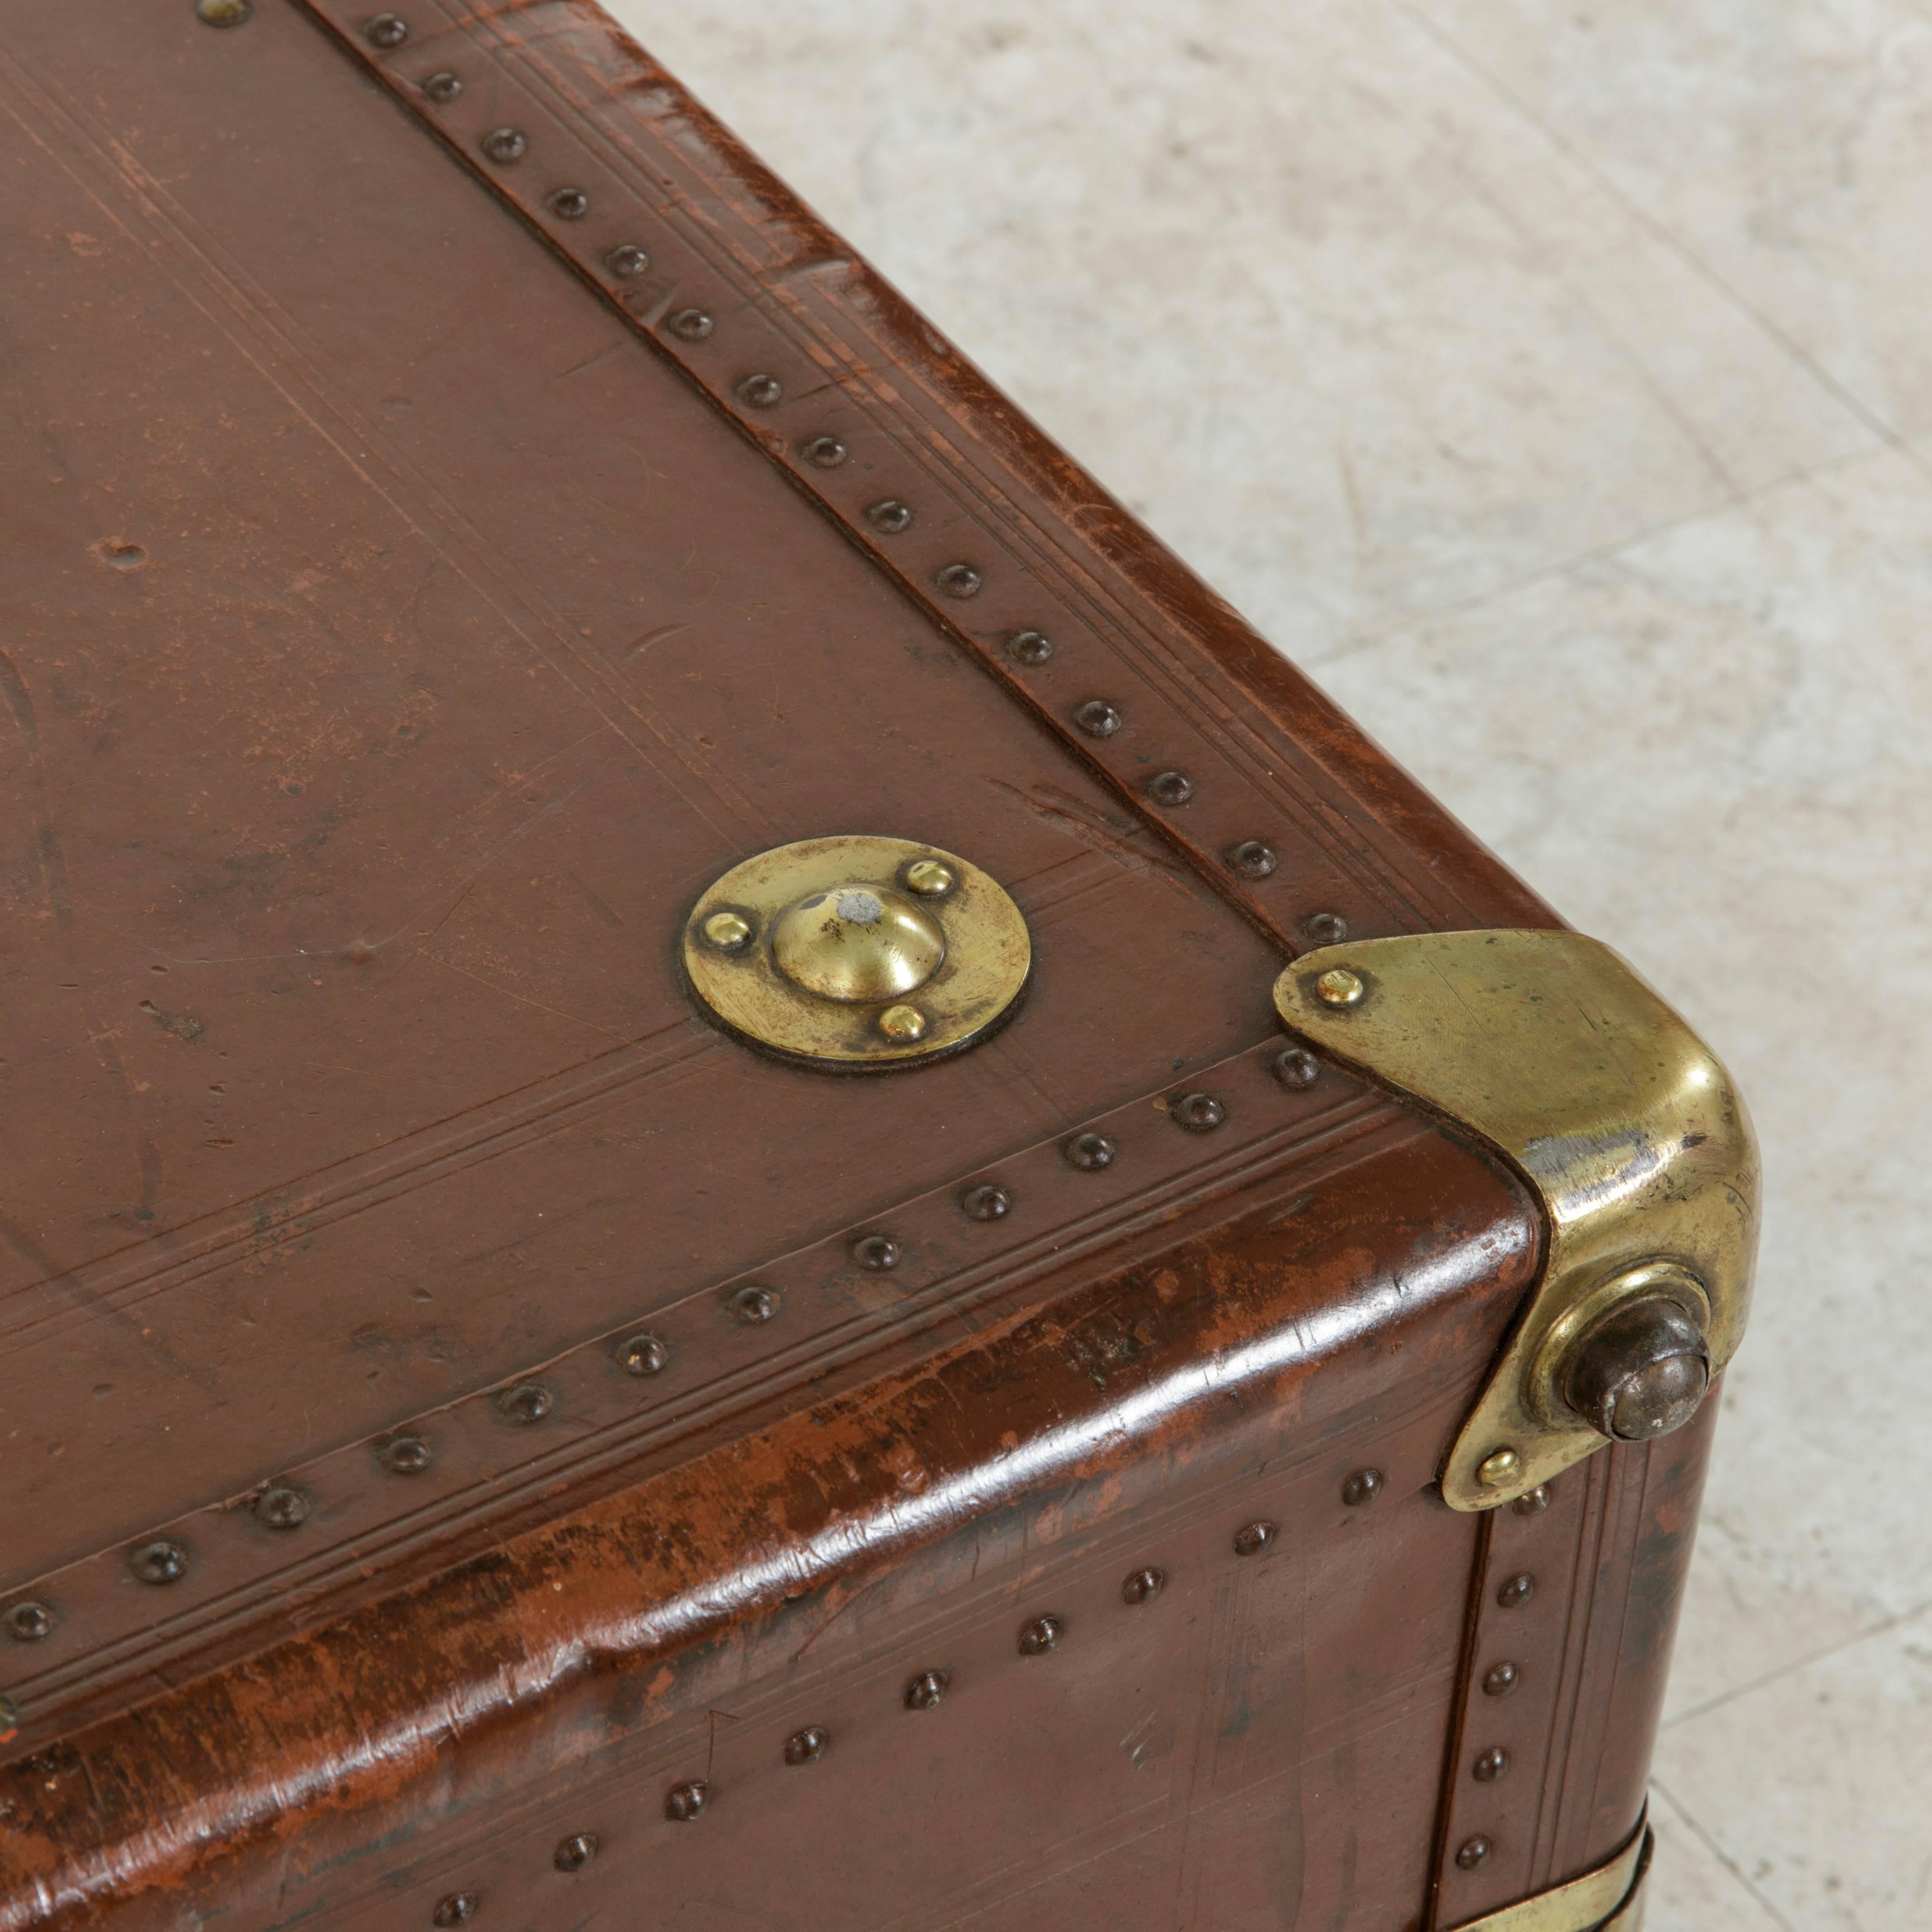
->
682;836;1030;1068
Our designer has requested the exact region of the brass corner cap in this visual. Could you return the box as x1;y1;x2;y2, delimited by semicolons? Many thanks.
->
1275;930;1759;1510
1446;1812;1651;1931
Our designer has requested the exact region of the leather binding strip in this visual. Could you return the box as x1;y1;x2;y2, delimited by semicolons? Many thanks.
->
288;0;1555;952
1;1042;1413;1754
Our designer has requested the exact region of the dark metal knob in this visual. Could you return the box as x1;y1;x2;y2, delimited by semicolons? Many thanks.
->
1560;1295;1710;1441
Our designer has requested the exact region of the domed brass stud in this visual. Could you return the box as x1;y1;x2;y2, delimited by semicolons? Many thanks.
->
1315;967;1365;1008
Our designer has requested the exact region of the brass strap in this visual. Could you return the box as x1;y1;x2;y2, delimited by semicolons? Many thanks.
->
1448;1817;1651;1932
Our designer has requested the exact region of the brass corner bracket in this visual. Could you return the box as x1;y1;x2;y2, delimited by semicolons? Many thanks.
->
1274;931;1758;1512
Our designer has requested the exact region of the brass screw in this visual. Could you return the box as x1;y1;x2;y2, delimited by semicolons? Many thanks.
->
877;1004;927;1042
701;911;753;953
904;859;956;897
195;0;254;24
1477;1446;1521;1489
1314;967;1365;1008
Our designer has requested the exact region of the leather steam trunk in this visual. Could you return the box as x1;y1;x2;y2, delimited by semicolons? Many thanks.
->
0;3;1757;1928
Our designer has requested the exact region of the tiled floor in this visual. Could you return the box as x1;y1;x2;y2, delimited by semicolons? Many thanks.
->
605;4;1932;1923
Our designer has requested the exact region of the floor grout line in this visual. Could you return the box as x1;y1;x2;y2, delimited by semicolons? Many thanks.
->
1651;1779;1800;1932
1388;0;1932;496
1662;1594;1932;1730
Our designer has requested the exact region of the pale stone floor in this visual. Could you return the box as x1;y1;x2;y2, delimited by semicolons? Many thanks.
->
605;4;1931;1924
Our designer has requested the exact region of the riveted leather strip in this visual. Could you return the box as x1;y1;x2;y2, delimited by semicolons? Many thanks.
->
287;0;1554;952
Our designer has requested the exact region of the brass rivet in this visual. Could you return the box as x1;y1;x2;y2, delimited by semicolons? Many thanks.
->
1169;1091;1224;1133
194;0;254;25
784;1725;830;1766
606;243;650;279
480;126;528;165
801;435;847;469
664;1781;708;1822
364;11;408;47
1008;629;1052;665
1063;1131;1117;1171
1497;1572;1536;1610
1121;1567;1165;1605
1456;1835;1494;1870
1477;1446;1521;1488
737;373;783;408
1512;1483;1551;1516
1228;840;1278;879
1273;1046;1320;1089
668;307;715;341
420;69;462;103
959;1182;1010;1221
1304;911;1349;945
904;859;956;898
700;910;753;953
1341;1468;1383;1507
1314;967;1365;1008
728;1285;780;1325
1073;698;1122;738
617;1332;671;1377
1482;1660;1521;1697
866;499;915;534
877;1004;927;1042
1145;769;1194;808
1473;1745;1510;1782
935;562;982;598
549;187;590;220
432;1894;479;1927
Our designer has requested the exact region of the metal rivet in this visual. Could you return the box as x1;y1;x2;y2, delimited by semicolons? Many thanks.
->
129;1539;188;1586
364;11;408;47
1122;1567;1165;1605
380;1433;432;1474
700;910;753;952
1482;1661;1520;1697
1473;1746;1510;1783
548;187;590;220
1063;1131;1117;1172
737;373;783;408
1008;629;1052;665
553;1832;597;1872
480;126;528;165
801;435;847;469
784;1725;829;1766
1314;966;1364;1008
935;562;983;599
904;1669;949;1710
420;69;462;102
663;1780;708;1822
852;1233;901;1272
1341;1468;1383;1507
877;1004;928;1042
728;1284;780;1325
903;858;955;897
1273;1046;1321;1089
4;1603;53;1644
1232;1521;1276;1558
605;243;650;279
1169;1091;1224;1133
1512;1483;1551;1516
1073;699;1122;737
865;499;914;535
1228;840;1278;879
668;307;715;341
1145;770;1195;808
254;1484;309;1530
959;1183;1010;1222
194;0;254;25
1456;1836;1494;1871
1497;1573;1536;1610
617;1332;671;1377
1017;1614;1064;1657
1477;1446;1521;1488
496;1381;553;1426
432;1894;478;1927
1304;911;1349;946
